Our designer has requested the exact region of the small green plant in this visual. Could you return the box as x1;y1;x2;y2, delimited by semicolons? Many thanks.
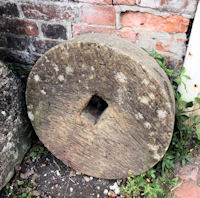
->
4;182;34;198
121;50;200;197
30;146;48;158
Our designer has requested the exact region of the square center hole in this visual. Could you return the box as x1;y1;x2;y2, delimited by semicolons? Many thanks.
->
81;94;108;125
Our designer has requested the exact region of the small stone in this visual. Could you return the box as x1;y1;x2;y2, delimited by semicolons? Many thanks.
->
83;176;90;182
1;111;6;116
96;186;100;190
69;170;76;177
97;194;100;198
108;190;117;197
117;180;122;185
76;171;81;175
55;184;59;188
56;170;60;176
110;182;120;194
103;189;108;195
70;187;73;193
90;176;93;180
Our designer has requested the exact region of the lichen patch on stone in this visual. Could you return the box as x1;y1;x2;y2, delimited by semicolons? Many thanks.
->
115;72;127;83
149;93;155;100
135;112;144;120
144;122;151;129
138;96;149;105
142;79;149;86
65;66;74;74
54;65;59;72
34;74;40;82
157;109;167;119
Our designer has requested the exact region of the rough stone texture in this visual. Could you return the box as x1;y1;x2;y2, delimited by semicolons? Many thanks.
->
0;61;32;190
26;33;175;179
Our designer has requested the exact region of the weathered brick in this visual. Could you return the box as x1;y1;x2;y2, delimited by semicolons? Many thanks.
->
121;12;189;33
156;40;186;55
136;31;186;57
41;24;67;39
82;5;115;26
113;0;136;5
0;2;19;17
73;0;112;5
73;25;136;43
136;0;198;17
21;4;76;21
3;36;30;51
0;18;38;36
0;48;39;65
32;39;60;54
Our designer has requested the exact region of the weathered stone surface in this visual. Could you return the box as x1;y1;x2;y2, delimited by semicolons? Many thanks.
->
0;61;32;190
26;33;175;179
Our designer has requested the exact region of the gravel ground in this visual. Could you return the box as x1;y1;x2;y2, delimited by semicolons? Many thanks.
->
0;140;124;198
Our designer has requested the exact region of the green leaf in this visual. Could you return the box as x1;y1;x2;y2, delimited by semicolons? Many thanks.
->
196;128;200;140
30;152;37;157
183;75;191;80
17;180;24;186
195;97;200;104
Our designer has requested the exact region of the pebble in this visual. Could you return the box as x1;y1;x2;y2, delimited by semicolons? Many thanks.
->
97;194;100;198
83;176;90;182
1;111;6;116
56;170;60;176
76;171;81;175
110;182;120;194
103;189;108;195
70;187;73;193
108;191;117;197
96;186;100;190
69;170;76;177
90;176;93;180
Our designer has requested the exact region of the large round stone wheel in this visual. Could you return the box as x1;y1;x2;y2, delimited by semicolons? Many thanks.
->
26;33;175;179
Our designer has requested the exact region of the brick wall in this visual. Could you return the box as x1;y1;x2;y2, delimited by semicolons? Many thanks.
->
0;0;198;77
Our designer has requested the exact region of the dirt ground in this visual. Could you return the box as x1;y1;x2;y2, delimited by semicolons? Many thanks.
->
0;140;123;198
1;139;200;198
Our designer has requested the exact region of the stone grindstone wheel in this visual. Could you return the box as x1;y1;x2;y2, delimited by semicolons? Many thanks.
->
26;33;175;179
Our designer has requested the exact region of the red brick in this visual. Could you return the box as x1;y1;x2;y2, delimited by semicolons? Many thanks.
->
177;165;199;183
173;183;200;198
21;4;76;21
0;18;38;36
113;0;136;5
121;12;189;33
82;6;115;26
156;41;171;53
73;25;136;43
73;0;112;5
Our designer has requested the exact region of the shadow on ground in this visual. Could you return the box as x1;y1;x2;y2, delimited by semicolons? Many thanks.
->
0;140;123;198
